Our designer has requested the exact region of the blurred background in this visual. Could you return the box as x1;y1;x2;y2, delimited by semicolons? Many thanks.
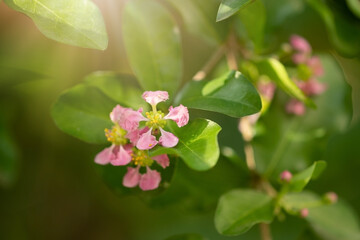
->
0;0;360;239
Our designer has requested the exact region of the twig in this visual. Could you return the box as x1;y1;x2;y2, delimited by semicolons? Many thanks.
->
193;45;226;81
225;31;239;70
259;223;272;240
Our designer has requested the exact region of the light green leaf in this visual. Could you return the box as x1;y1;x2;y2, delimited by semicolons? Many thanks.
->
281;191;323;213
215;189;274;236
164;233;207;240
51;72;143;144
0;66;47;89
4;0;108;50
122;0;182;96
308;201;360;240
176;71;262;118
216;0;254;22
288;161;327;192
256;58;315;107
150;119;221;171
307;0;360;57
347;0;360;18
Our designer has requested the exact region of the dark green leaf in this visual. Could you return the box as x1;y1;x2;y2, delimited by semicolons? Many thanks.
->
4;0;108;50
288;161;326;192
176;71;261;118
122;0;182;96
150;119;221;171
51;72;142;144
281;191;323;213
164;233;207;240
308;201;360;240
215;189;274;236
0;66;47;89
216;0;254;22
347;0;360;18
256;58;315;107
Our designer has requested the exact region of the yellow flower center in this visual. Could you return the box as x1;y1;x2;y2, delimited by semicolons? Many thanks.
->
131;149;154;167
145;110;166;129
105;124;127;145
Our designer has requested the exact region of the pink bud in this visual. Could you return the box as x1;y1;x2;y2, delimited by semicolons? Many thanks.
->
159;128;179;148
292;52;309;64
142;91;169;106
297;78;326;96
164;105;189;127
324;192;338;204
139;167;161;191
306;56;324;77
300;208;309;218
280;170;292;183
290;35;312;53
286;99;306;116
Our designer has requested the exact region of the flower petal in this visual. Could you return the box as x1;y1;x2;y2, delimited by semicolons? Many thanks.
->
110;105;126;123
298;78;326;96
159;128;178;148
111;145;132;166
126;127;149;145
306;56;324;77
123;166;141;188
290;35;312;53
286;99;306;116
142;91;169;106
94;145;115;165
164;105;189;127
152;154;170;169
139;167;161;191
136;128;158;150
292;52;308;64
119;108;147;132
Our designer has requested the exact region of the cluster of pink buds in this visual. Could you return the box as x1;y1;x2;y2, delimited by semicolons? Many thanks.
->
94;91;189;191
286;35;327;115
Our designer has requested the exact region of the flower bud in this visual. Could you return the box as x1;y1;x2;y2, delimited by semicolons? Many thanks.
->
300;208;309;218
324;192;338;204
280;170;292;183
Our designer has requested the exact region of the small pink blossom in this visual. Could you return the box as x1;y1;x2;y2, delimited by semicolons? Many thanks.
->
280;170;293;183
110;105;146;131
136;128;158;150
297;78;326;96
290;35;312;53
164;105;189;127
142;91;169;106
123;166;141;188
126;127;149;145
292;52;308;64
159;128;179;148
300;208;309;218
110;145;132;166
152;154;170;169
258;81;276;101
94;145;115;165
306;56;324;77
286;99;306;116
139;167;161;191
324;192;338;204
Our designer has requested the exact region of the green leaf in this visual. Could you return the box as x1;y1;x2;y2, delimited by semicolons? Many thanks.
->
176;71;262;118
347;0;360;18
122;0;182;96
164;233;207;240
281;191;323;213
307;0;360;57
51;72;143;144
150;119;221;171
256;58;315;107
215;189;274;236
288;161;327;192
307;201;360;240
4;0;108;50
216;0;254;22
0;66;47;89
237;0;266;52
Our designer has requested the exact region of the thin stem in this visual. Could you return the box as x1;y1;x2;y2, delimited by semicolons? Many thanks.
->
259;223;272;240
193;45;226;81
244;144;256;171
225;29;239;70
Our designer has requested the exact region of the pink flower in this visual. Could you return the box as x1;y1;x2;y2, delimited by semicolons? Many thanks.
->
292;52;308;64
125;127;149;145
142;91;169;106
95;144;133;166
159;128;179;148
300;208;309;218
290;35;312;53
110;105;147;132
136;128;158;150
257;81;276;101
297;78;326;96
152;154;170;168
306;56;324;77
123;166;161;191
280;170;292;183
164;105;189;127
286;99;306;116
95;145;115;165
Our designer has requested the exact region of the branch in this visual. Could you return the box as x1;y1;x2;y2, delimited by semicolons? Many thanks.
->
193;45;226;81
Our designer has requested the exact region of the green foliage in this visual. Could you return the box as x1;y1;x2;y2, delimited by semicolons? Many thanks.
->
0;66;47;89
122;0;182;97
164;233;207;240
176;71;262;118
347;0;360;18
256;58;314;107
288;161;326;192
308;201;360;240
4;0;108;50
215;189;274;236
216;0;254;22
281;191;323;212
51;72;142;144
150;119;221;171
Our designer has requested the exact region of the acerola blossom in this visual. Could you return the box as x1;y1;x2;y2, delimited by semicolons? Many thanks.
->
297;78;326;96
290;35;312;54
324;192;338;204
300;208;309;218
286;99;306;116
135;90;189;150
280;170;293;183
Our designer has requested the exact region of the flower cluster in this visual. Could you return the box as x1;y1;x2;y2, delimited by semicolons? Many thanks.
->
94;91;189;191
287;35;326;115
